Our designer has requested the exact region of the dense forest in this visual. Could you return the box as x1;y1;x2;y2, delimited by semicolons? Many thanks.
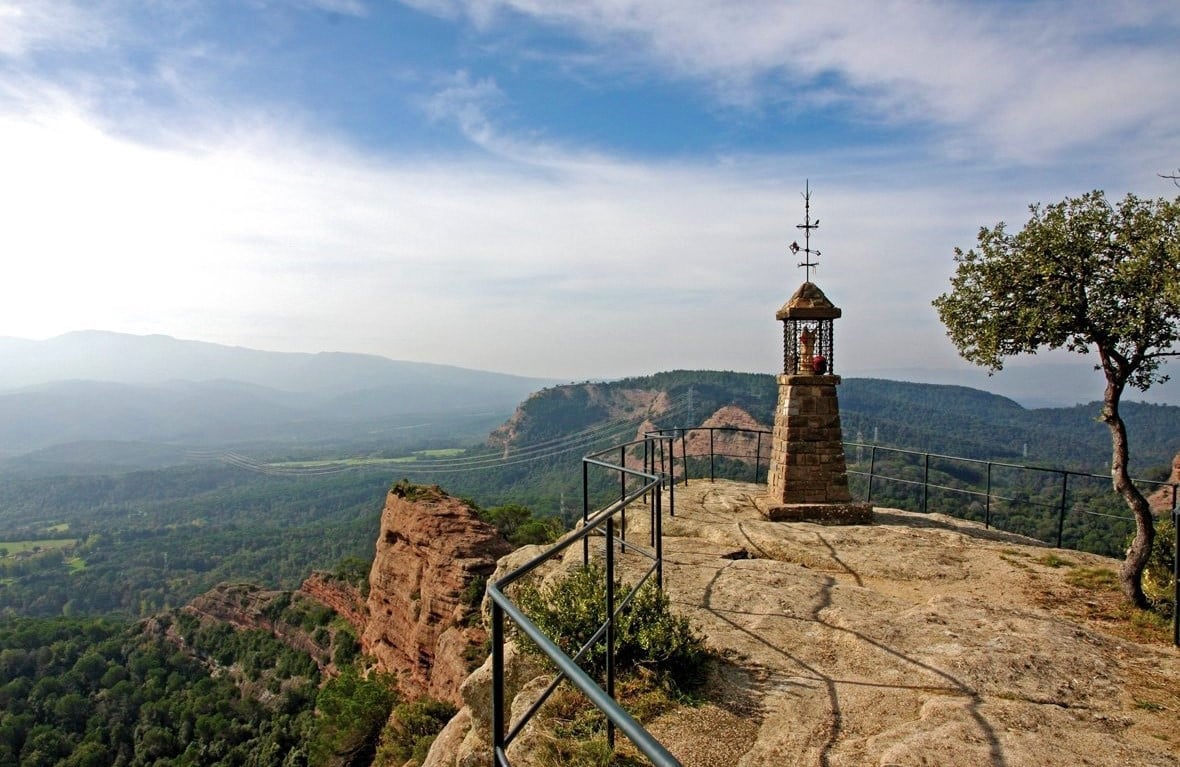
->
0;594;453;766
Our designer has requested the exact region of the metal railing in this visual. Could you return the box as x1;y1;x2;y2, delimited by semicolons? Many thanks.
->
647;426;773;485
648;427;1177;552
487;425;1180;758
486;433;680;767
848;442;1178;549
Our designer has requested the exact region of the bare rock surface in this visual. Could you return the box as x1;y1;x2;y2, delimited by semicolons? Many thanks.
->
428;479;1178;766
626;480;1180;767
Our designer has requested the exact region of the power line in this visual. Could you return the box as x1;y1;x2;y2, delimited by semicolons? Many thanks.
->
187;394;692;478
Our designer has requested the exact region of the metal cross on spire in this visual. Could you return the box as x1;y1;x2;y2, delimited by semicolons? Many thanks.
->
789;180;820;282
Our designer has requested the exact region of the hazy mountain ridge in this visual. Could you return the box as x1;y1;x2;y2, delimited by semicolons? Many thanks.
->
0;330;551;395
0;331;557;455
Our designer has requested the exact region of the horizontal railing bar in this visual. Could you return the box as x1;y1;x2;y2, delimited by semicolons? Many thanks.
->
487;580;680;767
496;478;659;592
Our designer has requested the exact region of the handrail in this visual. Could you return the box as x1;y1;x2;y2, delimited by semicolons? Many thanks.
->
487;433;680;767
487;423;1180;750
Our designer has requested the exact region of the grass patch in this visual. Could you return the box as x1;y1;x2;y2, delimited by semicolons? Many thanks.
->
66;557;87;572
1120;605;1171;644
1000;554;1030;569
1134;699;1166;712
1065;567;1118;590
417;448;464;458
533;681;661;767
0;538;77;555
1035;553;1075;568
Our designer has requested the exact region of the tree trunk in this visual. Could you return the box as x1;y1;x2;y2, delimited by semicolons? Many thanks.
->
1100;374;1154;608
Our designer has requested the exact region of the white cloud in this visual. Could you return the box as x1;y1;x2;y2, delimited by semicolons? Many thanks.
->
2;0;1178;387
413;0;1180;164
420;70;505;147
0;89;1023;379
299;0;368;16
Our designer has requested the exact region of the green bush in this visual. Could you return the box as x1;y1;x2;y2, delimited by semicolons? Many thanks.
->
515;563;708;692
309;668;398;767
376;697;458;766
1144;514;1176;617
479;503;563;546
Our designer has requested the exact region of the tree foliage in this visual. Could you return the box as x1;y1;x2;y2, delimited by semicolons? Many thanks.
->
933;190;1180;607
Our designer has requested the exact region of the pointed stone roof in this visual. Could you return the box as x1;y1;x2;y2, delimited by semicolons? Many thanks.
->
776;281;842;320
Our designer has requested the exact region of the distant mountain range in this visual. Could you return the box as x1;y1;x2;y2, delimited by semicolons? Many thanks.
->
0;331;557;455
3;332;1178;476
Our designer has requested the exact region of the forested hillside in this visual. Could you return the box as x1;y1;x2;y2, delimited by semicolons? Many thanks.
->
3;371;1178;624
492;371;1180;474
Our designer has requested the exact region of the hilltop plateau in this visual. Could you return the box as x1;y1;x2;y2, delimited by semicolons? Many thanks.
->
432;480;1180;767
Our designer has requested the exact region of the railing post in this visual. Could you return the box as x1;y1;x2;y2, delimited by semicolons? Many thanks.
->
754;431;762;483
1056;472;1069;549
648;436;658;548
665;436;675;518
620;446;627;551
680;429;688;487
620;446;626;505
867;445;877;502
922;452;930;513
646;436;656;502
1172;504;1178;648
985;462;993;530
582;459;590;567
655;481;664;591
605;514;616;751
492;601;505;762
709;429;715;482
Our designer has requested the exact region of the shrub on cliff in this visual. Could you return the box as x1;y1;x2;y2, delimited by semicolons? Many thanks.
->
479;503;564;546
1143;514;1176;618
374;697;459;766
515;563;709;692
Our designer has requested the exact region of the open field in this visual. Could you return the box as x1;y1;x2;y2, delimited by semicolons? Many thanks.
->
0;538;77;556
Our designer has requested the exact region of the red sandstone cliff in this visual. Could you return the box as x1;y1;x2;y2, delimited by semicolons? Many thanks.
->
173;483;510;712
300;572;367;632
360;483;512;706
181;582;331;669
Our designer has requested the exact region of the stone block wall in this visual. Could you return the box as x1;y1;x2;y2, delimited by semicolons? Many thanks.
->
767;374;853;504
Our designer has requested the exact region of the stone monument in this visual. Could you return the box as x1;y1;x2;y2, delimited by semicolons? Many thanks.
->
763;185;872;524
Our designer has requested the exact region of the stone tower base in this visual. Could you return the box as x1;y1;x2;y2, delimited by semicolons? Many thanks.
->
765;374;872;524
758;499;873;525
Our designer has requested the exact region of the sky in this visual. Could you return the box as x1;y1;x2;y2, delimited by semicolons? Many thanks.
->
1;1;1179;394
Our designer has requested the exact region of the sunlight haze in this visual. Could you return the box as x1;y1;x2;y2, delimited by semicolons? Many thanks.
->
1;0;1178;390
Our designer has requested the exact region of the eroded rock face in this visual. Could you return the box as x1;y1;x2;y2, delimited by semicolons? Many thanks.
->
181;583;326;668
361;484;512;705
300;572;367;632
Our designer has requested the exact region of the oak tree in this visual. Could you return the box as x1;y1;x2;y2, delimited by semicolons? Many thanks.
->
933;190;1180;607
